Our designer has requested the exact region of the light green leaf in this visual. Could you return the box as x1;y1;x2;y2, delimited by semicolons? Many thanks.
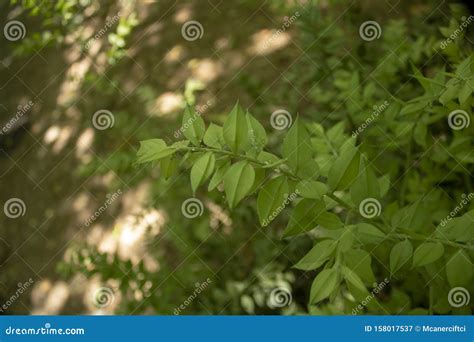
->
223;161;255;208
160;156;177;180
310;268;339;304
390;240;413;274
296;180;328;200
247;112;267;154
203;123;224;148
136;139;175;163
342;265;368;293
328;139;360;191
190;152;216;193
257;151;281;166
208;161;230;191
458;81;472;106
446;250;472;287
257;176;288;226
294;239;337;271
356;223;386;244
223;102;250;153
412;242;444;267
182;106;205;146
282;118;319;179
439;84;460;105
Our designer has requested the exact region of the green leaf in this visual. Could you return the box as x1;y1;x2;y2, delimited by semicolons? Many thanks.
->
296;180;328;200
412;242;444;267
190;152;216;193
283;199;326;237
342;266;368;293
257;176;289;226
208;161;230;191
344;249;376;284
356;223;386;244
350;157;380;205
203;123;224;148
439;84;460;105
294;239;337;271
282;118;319;179
389;240;413;274
182;106;206;146
160;155;177;180
223;161;255;208
223;102;250;153
247;112;267;155
136;139;175;163
328;139;360;191
446;250;472;287
400;100;429;116
257;151;280;166
310;268;339;304
458;81;472;106
391;200;428;232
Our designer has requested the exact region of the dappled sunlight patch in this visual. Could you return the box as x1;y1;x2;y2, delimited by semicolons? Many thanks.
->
31;280;70;314
189;58;223;84
247;29;291;56
164;45;185;64
75;128;95;161
152;92;184;116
